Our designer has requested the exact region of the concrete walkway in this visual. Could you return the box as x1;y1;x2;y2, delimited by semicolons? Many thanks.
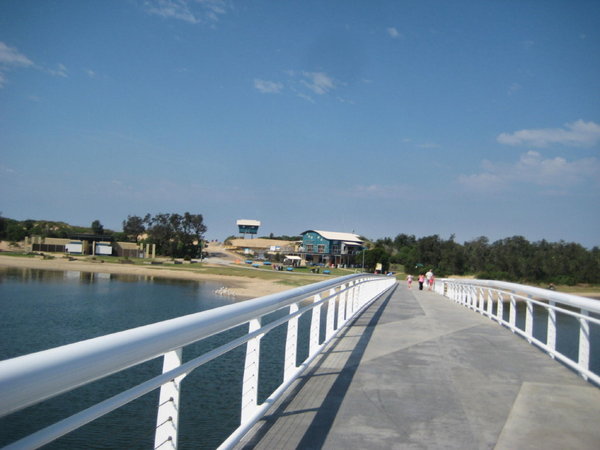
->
236;283;600;449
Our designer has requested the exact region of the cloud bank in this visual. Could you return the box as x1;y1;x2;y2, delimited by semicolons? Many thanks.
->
459;151;600;192
497;120;600;148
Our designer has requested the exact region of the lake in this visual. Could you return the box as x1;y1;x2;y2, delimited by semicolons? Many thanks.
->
0;266;255;449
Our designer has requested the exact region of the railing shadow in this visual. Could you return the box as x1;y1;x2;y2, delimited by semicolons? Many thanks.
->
239;284;397;448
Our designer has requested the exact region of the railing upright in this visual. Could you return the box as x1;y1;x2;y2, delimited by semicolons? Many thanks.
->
337;283;348;329
496;292;504;325
283;302;299;382
525;295;534;343
241;318;262;424
326;288;337;342
154;349;184;449
309;294;322;357
509;293;517;332
579;310;590;380
547;301;557;358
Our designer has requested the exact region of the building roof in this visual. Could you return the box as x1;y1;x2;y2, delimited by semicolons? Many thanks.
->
301;230;363;243
228;238;295;249
236;219;261;227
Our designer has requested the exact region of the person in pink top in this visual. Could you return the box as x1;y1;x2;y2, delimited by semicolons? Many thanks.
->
418;274;425;290
407;274;413;289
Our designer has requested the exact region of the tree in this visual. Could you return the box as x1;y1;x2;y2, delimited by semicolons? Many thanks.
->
142;212;207;258
122;215;146;242
91;220;104;235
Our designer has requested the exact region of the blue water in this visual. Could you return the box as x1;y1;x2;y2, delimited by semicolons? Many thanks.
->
0;267;249;449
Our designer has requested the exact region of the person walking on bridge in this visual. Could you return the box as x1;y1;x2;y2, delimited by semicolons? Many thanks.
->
407;274;413;289
426;269;434;290
418;273;425;290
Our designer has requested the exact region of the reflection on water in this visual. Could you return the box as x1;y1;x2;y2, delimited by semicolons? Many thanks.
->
0;266;245;449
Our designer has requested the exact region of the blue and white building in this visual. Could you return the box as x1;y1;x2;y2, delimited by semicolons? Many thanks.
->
300;230;364;267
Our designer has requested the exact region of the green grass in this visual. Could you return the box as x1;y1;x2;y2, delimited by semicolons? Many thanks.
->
0;252;38;258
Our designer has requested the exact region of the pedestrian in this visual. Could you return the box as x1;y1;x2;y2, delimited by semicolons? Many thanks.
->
418;273;425;290
407;274;413;289
426;269;434;290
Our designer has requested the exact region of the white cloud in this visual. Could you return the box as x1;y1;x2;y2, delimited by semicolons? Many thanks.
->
301;71;336;95
387;27;402;38
253;79;283;94
143;0;228;24
46;63;68;78
459;151;600;192
0;42;34;67
0;41;34;88
497;120;600;148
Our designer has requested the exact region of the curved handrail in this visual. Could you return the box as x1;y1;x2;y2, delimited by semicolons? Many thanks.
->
0;273;397;449
440;278;600;313
435;278;600;386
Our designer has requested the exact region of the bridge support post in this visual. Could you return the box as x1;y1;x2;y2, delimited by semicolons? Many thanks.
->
525;296;533;343
578;310;590;380
284;303;299;382
337;283;348;329
241;318;262;424
497;292;504;324
309;294;321;357
326;288;337;341
154;348;185;450
509;294;517;332
547;301;557;358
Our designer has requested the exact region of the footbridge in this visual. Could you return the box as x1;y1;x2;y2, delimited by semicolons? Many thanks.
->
0;275;599;449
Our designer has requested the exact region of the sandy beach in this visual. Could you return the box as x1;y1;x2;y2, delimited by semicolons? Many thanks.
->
0;255;289;299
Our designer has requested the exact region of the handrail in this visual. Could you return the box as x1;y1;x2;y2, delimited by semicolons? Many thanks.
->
435;278;600;386
0;273;397;449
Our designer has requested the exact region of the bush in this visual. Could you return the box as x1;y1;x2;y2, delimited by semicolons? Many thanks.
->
476;271;516;282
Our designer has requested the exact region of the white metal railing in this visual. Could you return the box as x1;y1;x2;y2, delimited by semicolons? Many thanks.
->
0;273;396;449
435;278;600;385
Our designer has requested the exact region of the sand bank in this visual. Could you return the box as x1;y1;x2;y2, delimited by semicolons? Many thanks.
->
0;255;288;299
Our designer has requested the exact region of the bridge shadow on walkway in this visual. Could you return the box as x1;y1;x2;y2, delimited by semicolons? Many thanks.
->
236;283;600;450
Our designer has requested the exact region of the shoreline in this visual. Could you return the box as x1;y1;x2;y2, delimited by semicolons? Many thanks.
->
0;255;289;299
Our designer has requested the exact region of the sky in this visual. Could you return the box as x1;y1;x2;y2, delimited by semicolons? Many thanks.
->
1;1;599;247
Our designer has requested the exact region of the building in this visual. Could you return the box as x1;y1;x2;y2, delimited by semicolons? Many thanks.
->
236;219;261;237
26;235;149;258
300;230;364;267
227;238;297;260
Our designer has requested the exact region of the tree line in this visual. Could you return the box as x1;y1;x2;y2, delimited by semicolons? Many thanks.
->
364;234;600;285
0;212;207;260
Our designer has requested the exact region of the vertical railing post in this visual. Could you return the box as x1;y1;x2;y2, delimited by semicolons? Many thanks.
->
486;289;493;317
284;303;299;382
309;294;321;357
578;310;590;380
154;349;185;450
337;283;348;329
497;292;504;324
525;296;533;343
547;301;556;358
354;280;362;314
241;318;262;424
326;288;337;341
509;294;517;332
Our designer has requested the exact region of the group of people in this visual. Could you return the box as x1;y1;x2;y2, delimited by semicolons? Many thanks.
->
406;269;435;291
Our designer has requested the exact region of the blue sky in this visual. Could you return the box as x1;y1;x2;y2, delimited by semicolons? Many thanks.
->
1;0;599;246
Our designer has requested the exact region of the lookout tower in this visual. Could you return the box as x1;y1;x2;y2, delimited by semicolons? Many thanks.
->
237;219;261;239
